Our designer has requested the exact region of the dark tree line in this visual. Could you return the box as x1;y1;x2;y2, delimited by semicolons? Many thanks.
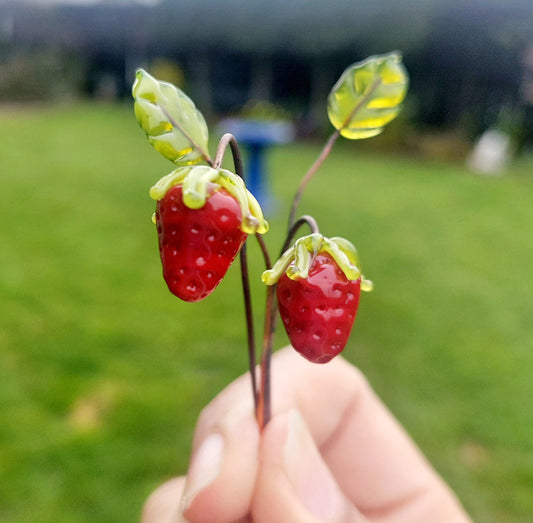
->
1;0;532;145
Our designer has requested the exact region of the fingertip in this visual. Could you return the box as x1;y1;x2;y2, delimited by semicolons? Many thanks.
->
252;410;366;523
269;346;370;446
141;476;186;523
252;411;313;523
182;407;260;523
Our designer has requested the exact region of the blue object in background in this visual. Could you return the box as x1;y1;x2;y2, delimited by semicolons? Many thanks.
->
219;118;294;207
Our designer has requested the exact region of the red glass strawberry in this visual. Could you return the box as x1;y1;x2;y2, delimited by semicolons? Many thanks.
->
150;165;268;302
262;234;372;363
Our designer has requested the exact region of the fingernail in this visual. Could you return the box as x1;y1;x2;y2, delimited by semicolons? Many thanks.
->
284;410;340;520
180;433;225;513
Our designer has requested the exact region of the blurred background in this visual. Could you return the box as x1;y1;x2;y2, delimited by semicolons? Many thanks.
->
0;0;532;521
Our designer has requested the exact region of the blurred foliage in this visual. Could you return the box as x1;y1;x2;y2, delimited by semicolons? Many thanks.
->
149;58;185;90
0;48;84;102
240;99;292;121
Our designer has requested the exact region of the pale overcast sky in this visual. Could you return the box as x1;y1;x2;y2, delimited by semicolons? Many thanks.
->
16;0;159;5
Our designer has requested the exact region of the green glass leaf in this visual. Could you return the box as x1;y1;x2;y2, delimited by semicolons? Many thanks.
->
132;69;210;165
327;52;409;139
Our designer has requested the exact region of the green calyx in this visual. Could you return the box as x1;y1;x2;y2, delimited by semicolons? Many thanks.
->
149;165;269;235
262;233;373;291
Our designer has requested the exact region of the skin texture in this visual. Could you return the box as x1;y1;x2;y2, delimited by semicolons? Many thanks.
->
156;184;247;302
141;347;472;523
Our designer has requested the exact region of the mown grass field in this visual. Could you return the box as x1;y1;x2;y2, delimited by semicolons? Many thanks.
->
0;104;532;522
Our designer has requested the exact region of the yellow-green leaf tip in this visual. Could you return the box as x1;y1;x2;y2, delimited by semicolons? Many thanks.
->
132;69;210;166
327;51;409;140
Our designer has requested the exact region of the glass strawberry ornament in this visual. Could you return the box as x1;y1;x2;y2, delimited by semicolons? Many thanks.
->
132;52;408;428
150;166;267;301
263;234;373;363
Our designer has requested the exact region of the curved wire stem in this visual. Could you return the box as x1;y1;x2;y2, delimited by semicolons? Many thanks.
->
257;283;275;429
257;215;320;430
239;241;258;410
214;133;273;423
256;232;273;430
214;133;259;411
214;133;243;173
213;135;324;430
287;77;382;231
281;215;320;256
287;131;339;230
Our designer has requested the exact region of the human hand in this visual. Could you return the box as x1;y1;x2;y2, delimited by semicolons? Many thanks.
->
141;347;471;523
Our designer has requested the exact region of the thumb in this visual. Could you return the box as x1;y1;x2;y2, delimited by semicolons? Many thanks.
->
252;410;369;523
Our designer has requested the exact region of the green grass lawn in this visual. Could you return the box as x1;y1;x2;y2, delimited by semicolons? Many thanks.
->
0;104;532;522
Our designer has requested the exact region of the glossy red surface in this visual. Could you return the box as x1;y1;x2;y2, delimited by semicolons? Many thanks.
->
156;184;247;301
277;253;361;363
